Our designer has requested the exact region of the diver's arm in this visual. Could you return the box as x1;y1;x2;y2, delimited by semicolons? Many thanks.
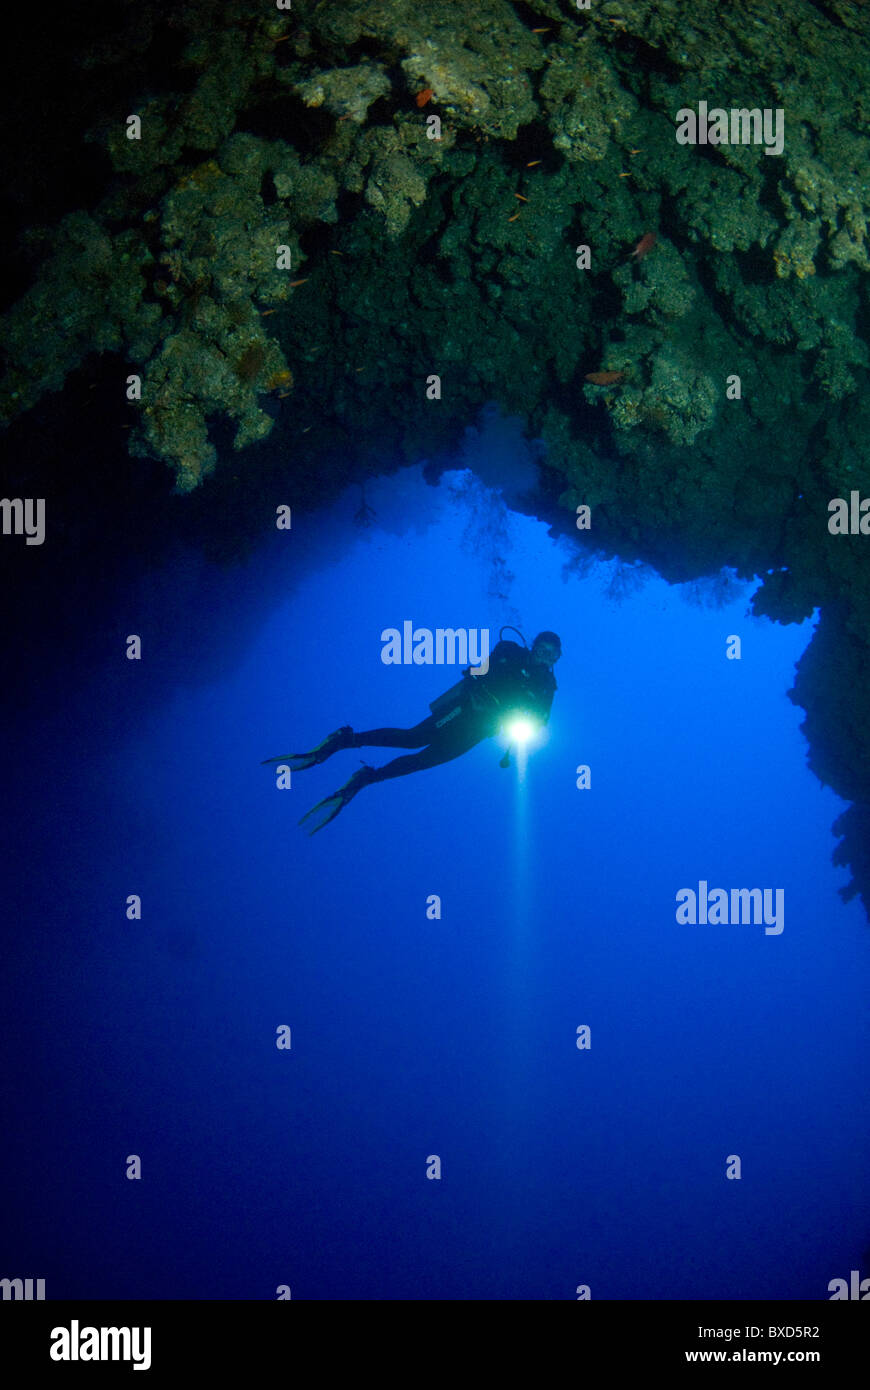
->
528;680;556;725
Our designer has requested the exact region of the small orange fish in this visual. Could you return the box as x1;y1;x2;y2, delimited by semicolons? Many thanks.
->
585;370;625;386
630;232;657;260
289;278;309;287
416;88;434;107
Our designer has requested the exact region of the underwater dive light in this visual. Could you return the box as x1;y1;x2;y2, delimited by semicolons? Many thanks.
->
505;715;539;746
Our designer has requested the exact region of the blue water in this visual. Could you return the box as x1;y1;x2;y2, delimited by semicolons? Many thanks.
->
4;413;869;1300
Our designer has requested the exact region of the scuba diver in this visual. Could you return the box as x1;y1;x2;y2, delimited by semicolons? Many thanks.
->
262;629;561;833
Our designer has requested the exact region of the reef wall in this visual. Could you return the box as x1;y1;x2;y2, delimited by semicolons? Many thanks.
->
1;0;869;911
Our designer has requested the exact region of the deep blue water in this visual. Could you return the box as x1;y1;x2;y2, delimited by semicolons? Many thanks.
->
4;412;869;1300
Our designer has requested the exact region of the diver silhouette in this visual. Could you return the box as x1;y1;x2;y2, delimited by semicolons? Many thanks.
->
262;629;561;833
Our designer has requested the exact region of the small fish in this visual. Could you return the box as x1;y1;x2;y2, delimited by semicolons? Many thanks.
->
629;232;657;260
526;160;541;167
416;88;434;107
585;370;625;385
290;278;309;287
507;212;521;222
515;193;528;201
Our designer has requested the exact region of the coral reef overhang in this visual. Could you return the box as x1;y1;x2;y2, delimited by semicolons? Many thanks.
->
1;0;869;913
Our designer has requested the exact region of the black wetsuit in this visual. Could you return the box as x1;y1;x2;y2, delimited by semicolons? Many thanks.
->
350;640;557;782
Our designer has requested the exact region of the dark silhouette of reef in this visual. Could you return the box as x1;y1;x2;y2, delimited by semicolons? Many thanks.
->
2;0;870;913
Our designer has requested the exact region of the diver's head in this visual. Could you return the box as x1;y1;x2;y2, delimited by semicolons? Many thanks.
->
531;631;562;666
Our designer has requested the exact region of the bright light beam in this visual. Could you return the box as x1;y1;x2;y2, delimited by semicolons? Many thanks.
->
506;716;538;747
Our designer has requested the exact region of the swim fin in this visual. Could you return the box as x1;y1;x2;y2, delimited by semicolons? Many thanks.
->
298;764;375;835
261;726;354;771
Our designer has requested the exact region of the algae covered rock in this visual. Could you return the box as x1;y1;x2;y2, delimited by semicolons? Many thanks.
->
540;41;637;163
0;214;159;425
293;63;392;125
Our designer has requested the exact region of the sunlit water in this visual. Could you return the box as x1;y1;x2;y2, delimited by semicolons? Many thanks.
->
5;412;868;1299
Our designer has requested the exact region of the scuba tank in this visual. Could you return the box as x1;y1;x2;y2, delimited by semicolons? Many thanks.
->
428;627;530;731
